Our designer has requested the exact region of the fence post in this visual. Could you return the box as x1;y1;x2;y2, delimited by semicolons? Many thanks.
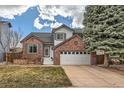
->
91;51;97;65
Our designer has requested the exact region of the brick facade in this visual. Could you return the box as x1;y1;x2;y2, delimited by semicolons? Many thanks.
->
22;37;43;64
54;35;85;65
13;58;42;65
13;59;28;65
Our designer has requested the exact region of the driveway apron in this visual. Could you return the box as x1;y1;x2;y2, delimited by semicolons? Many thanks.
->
62;65;124;87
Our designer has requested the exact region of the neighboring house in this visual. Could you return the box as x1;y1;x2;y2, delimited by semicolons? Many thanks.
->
0;21;12;52
20;24;91;65
0;21;12;62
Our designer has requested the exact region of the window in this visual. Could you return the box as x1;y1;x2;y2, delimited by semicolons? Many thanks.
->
55;33;66;40
64;52;67;54
68;52;71;54
76;52;79;54
28;44;37;53
72;52;75;54
61;52;63;54
80;52;83;54
44;47;50;57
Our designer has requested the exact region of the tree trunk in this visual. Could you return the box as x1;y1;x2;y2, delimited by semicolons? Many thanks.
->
104;54;109;67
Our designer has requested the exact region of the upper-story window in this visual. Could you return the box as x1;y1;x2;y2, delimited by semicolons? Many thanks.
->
28;44;37;53
55;33;66;40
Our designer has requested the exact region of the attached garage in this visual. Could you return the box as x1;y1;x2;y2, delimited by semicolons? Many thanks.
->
54;35;91;65
60;51;91;65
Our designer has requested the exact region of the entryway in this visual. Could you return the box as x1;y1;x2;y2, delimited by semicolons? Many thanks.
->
43;46;53;65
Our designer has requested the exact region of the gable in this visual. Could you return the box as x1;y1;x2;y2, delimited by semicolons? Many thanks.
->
21;35;43;43
22;36;43;44
52;24;74;32
54;27;73;33
54;35;85;51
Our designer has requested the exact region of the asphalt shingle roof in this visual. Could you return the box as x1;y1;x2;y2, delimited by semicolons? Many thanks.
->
33;32;53;42
21;25;83;43
21;32;53;43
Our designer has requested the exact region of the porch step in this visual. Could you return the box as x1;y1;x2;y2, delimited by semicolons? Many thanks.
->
43;58;53;65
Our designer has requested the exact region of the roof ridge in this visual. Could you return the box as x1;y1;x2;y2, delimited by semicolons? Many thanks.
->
31;32;51;33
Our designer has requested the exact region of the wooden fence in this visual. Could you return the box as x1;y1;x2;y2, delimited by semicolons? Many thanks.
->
6;52;23;63
0;53;5;62
91;51;109;65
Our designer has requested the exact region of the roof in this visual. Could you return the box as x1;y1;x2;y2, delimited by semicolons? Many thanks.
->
52;24;83;34
73;28;83;38
73;28;83;33
52;24;75;32
21;25;83;43
21;32;53;43
54;35;83;49
0;21;12;27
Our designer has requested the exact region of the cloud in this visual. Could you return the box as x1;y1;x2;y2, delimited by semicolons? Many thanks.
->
44;22;50;27
34;17;43;29
0;5;85;29
36;5;85;28
0;5;30;19
34;18;62;29
50;22;62;28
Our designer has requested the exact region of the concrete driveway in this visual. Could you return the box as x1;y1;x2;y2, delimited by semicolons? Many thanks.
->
62;65;124;87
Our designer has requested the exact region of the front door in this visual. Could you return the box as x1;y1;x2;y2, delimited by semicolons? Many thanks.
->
43;46;53;64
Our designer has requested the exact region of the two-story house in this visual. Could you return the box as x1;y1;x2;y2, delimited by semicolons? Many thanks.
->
20;24;91;65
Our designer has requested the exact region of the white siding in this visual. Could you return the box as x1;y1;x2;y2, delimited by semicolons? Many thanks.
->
54;27;73;46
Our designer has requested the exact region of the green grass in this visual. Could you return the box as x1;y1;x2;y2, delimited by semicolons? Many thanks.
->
0;66;72;88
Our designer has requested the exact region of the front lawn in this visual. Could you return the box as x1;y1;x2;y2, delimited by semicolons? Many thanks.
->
0;66;72;88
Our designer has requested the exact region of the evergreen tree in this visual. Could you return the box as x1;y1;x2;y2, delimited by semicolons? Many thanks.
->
83;5;124;59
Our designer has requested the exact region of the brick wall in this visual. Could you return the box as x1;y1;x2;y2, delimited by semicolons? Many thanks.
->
22;37;43;64
54;35;85;65
13;59;28;65
13;58;43;65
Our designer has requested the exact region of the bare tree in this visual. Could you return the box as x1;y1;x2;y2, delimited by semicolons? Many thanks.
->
0;24;22;63
10;30;22;49
0;25;11;52
0;29;22;52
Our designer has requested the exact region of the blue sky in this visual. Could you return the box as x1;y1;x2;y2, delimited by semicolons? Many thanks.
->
0;5;84;37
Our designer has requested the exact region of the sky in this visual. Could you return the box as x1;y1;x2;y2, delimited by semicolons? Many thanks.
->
0;5;85;37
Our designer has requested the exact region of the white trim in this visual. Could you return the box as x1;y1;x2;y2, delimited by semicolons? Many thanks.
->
44;46;50;57
55;33;66;40
60;53;91;65
27;44;38;54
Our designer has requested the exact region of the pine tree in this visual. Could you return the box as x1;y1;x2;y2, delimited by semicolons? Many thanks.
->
83;5;124;60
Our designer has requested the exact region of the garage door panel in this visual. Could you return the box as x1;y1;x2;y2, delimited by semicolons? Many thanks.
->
60;54;91;65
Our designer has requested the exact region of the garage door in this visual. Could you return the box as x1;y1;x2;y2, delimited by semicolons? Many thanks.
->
60;51;91;65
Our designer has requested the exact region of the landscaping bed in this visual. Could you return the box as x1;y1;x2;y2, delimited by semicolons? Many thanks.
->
98;64;124;76
0;65;72;88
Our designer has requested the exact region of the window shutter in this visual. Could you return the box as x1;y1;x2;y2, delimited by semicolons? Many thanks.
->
64;33;66;40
